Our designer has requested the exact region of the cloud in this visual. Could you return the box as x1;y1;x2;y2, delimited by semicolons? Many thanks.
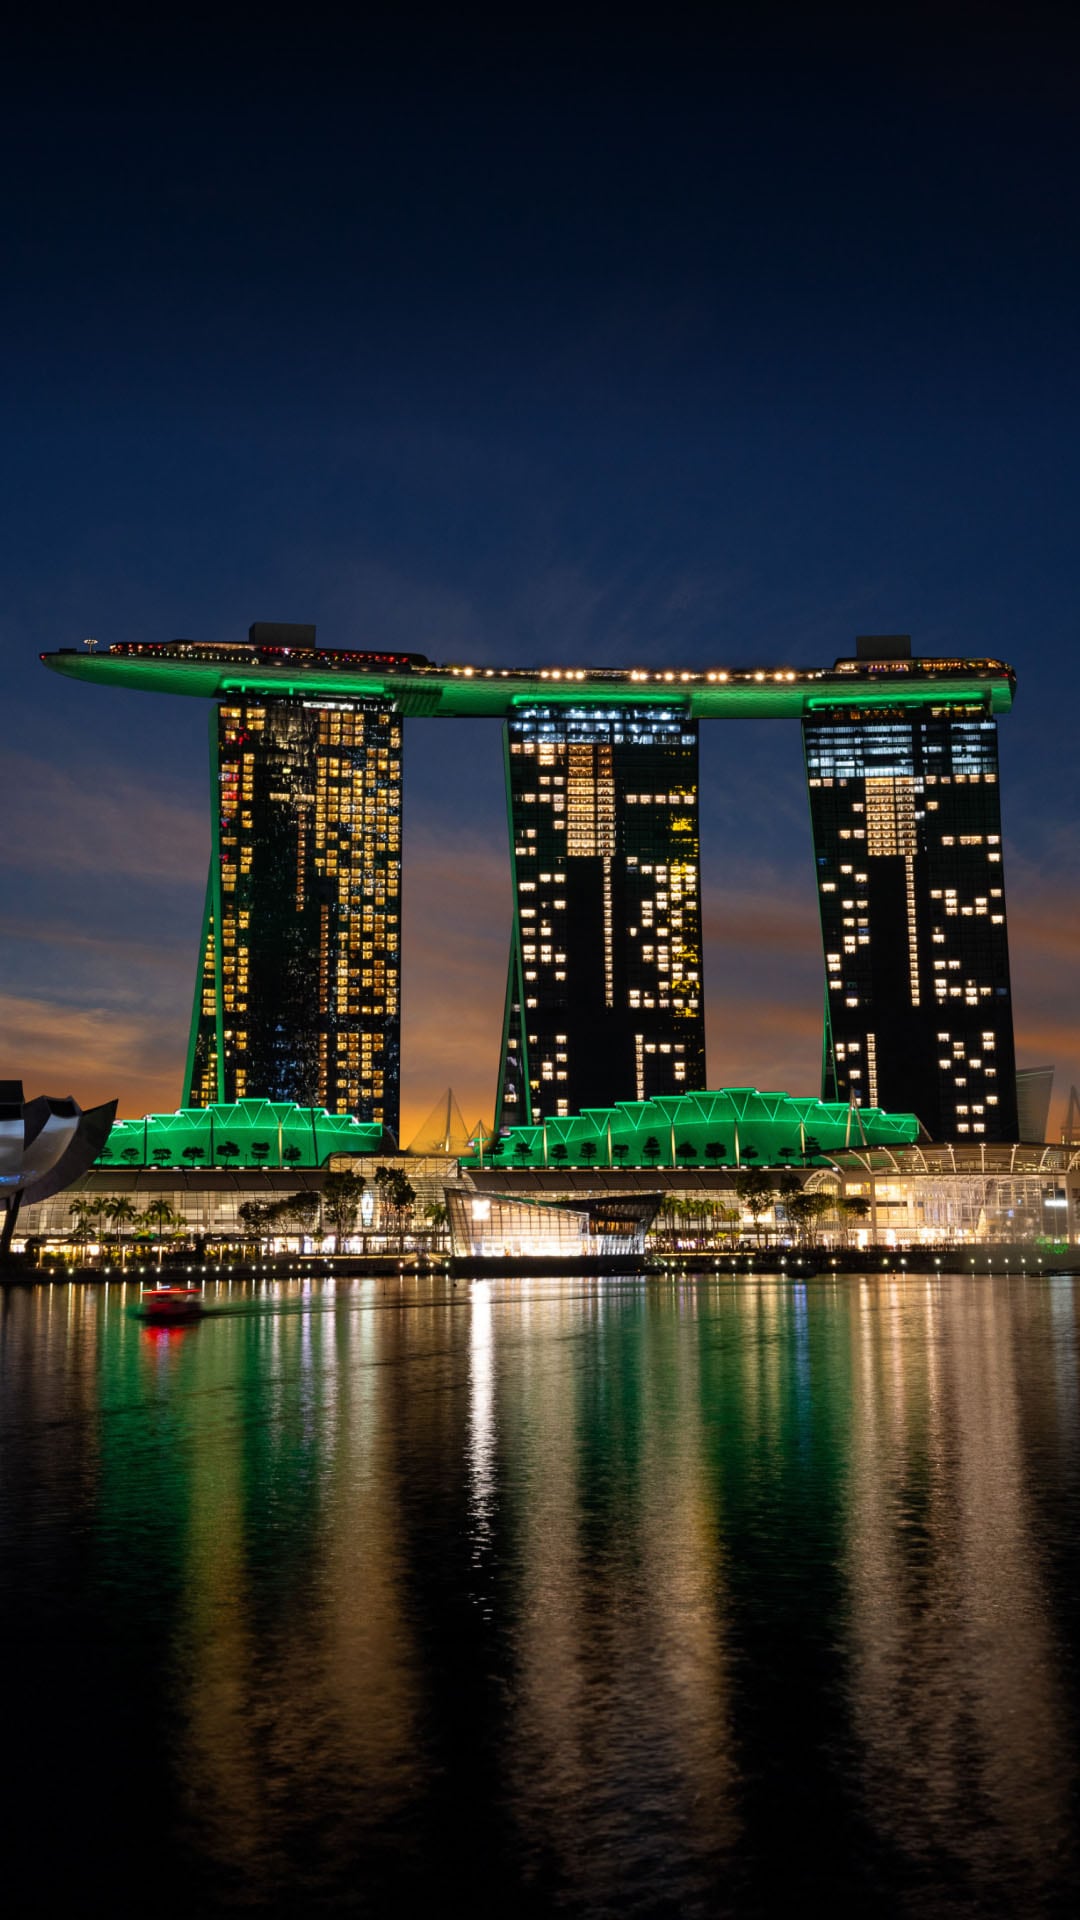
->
0;990;186;1114
1;750;207;884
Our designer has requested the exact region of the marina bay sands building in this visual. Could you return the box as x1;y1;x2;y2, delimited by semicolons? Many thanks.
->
42;630;1021;1143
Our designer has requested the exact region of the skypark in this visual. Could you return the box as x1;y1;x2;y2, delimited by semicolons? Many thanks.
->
42;638;1015;718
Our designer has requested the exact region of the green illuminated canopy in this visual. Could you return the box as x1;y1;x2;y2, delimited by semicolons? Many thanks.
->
464;1087;921;1170
42;649;1015;718
94;1101;383;1170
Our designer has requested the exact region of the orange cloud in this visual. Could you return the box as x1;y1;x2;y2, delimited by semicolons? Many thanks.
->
0;991;187;1114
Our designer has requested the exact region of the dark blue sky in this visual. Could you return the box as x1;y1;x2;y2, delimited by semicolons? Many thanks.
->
4;7;1079;1134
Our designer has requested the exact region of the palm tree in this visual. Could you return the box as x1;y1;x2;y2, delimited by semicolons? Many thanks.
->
143;1198;184;1267
717;1205;741;1249
424;1201;450;1248
104;1196;139;1269
374;1166;416;1251
68;1196;95;1262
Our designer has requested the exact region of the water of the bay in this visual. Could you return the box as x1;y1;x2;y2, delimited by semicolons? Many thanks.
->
2;1271;1078;1918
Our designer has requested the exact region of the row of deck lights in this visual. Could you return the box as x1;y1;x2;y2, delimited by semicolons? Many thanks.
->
446;666;805;683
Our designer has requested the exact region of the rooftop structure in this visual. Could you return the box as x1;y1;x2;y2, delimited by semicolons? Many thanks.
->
462;1086;921;1170
43;639;1015;718
94;1100;383;1170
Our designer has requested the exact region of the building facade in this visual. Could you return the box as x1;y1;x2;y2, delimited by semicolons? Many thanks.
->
186;683;403;1134
496;704;707;1128
804;662;1019;1141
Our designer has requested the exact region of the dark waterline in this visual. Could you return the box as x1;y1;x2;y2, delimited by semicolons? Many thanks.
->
2;1273;1078;1917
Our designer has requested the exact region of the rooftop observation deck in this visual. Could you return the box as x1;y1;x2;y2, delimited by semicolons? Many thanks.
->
41;640;1016;718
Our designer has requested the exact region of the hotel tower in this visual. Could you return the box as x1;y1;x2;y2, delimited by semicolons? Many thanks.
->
804;637;1018;1141
184;626;403;1136
495;703;707;1128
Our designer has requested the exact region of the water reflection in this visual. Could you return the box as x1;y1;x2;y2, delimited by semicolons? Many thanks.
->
0;1273;1077;1917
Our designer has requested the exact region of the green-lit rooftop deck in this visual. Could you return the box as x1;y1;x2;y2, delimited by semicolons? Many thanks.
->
461;1087;921;1170
42;643;1015;717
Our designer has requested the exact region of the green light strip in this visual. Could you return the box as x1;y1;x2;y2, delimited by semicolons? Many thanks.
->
41;651;1015;718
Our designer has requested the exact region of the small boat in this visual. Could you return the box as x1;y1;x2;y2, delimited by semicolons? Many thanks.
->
137;1281;206;1323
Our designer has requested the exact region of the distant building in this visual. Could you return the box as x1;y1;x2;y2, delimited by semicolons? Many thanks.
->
1016;1066;1054;1144
804;636;1019;1141
495;704;706;1127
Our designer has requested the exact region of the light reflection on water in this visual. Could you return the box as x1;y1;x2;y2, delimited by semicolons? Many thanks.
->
1;1272;1079;1917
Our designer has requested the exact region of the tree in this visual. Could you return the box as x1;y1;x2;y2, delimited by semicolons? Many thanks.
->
675;1140;698;1167
732;1169;775;1245
424;1201;450;1246
612;1142;630;1167
704;1140;726;1168
785;1191;833;1247
288;1192;321;1243
121;1146;141;1167
142;1198;185;1266
550;1143;569;1168
513;1140;532;1166
486;1137;505;1160
837;1195;871;1246
323;1169;367;1251
282;1145;303;1168
68;1197;96;1261
152;1148;171;1167
579;1140;598;1167
717;1205;741;1249
802;1135;822;1163
250;1141;271;1167
238;1199;274;1254
642;1135;661;1167
104;1196;139;1269
741;1144;760;1162
182;1146;205;1169
374;1166;416;1249
217;1139;240;1169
